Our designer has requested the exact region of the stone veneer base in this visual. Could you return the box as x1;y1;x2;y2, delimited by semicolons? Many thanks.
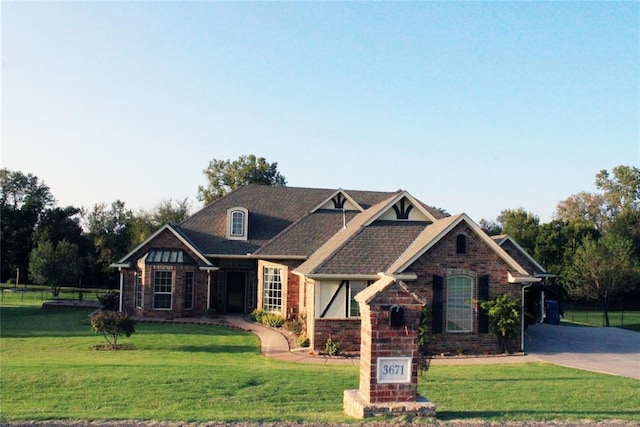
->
343;390;436;419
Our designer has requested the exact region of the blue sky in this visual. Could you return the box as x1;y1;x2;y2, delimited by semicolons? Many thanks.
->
2;1;638;223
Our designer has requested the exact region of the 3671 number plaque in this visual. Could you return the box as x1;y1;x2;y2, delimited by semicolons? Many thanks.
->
377;357;412;383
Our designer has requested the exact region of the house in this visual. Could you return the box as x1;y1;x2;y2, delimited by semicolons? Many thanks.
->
112;184;545;355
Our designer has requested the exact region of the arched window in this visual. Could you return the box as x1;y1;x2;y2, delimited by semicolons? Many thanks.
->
456;234;467;254
227;207;248;240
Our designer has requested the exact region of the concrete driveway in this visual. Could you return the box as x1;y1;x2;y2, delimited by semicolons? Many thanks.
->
525;323;640;380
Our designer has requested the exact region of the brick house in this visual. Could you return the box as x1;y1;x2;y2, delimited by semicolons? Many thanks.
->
112;184;545;354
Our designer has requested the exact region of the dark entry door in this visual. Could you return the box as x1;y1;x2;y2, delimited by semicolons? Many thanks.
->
226;272;246;313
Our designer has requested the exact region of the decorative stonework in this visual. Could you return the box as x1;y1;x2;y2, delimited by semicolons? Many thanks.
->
343;275;436;419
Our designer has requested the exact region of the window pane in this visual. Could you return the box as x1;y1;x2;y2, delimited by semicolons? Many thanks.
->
263;266;282;313
153;270;173;310
231;211;244;236
184;271;194;310
446;276;473;332
135;271;143;308
349;281;367;317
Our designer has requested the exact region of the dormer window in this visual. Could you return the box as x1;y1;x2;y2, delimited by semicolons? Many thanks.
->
227;207;248;240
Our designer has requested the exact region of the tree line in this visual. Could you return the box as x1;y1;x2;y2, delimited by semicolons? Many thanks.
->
0;155;284;290
2;158;638;327
479;165;640;326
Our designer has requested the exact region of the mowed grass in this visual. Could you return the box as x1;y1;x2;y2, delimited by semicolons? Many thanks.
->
563;310;640;332
2;301;639;424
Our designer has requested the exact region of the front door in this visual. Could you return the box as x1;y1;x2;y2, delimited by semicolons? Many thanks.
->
226;272;246;313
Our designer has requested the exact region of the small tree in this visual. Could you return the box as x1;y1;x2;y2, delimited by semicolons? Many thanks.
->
90;311;135;350
28;239;80;296
480;294;521;354
565;234;640;326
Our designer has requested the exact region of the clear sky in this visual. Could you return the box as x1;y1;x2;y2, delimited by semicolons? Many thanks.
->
2;1;638;223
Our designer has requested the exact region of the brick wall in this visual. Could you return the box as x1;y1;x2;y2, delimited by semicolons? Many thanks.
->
120;228;212;319
408;222;521;354
314;318;361;354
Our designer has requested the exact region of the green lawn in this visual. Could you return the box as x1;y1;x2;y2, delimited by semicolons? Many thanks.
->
2;300;639;424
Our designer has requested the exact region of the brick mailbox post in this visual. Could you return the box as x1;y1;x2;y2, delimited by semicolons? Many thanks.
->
343;275;436;419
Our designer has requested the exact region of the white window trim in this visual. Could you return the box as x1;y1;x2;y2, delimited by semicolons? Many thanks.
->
446;274;473;333
153;270;173;310
226;207;248;240
261;263;285;315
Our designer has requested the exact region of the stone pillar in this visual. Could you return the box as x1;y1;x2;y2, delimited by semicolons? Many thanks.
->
344;276;436;419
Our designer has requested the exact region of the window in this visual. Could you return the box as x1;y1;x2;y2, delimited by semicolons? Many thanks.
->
227;207;248;240
446;275;473;332
135;270;143;308
231;211;244;236
263;266;282;313
184;271;194;310
349;281;367;317
153;270;173;310
456;234;467;254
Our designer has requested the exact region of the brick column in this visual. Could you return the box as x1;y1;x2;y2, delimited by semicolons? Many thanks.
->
344;276;436;418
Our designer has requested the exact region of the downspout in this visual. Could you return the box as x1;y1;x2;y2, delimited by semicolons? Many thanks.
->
118;267;124;312
521;283;533;353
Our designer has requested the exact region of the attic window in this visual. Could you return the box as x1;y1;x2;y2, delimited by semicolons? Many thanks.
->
456;234;467;254
227;207;248;240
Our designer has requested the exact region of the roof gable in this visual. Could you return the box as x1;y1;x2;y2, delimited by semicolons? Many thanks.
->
365;191;438;224
311;189;364;212
491;235;549;276
113;224;213;267
386;213;530;276
355;275;427;306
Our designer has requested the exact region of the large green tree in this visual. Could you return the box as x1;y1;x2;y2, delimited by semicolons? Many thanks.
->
29;240;81;296
556;165;640;231
564;234;640;326
496;208;540;254
0;169;55;282
81;201;133;287
197;155;287;205
534;219;599;277
129;198;191;248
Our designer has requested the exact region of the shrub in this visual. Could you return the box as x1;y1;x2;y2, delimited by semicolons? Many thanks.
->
249;308;265;323
97;291;120;311
325;335;341;357
261;313;285;328
480;294;521;354
90;310;135;350
296;334;310;348
283;316;305;336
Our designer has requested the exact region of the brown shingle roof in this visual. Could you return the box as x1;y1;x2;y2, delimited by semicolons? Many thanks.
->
312;220;432;275
178;184;398;256
255;209;360;257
